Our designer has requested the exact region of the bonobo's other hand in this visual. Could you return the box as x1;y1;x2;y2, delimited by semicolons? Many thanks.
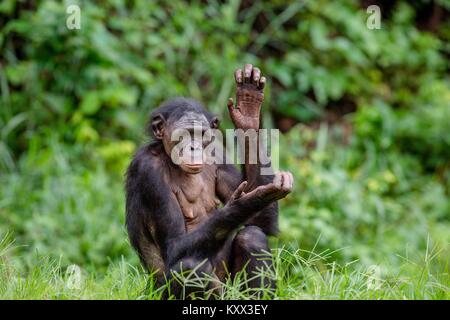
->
228;172;293;211
227;63;265;130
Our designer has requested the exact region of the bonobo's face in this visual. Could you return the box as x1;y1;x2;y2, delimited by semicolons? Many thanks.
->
152;110;218;174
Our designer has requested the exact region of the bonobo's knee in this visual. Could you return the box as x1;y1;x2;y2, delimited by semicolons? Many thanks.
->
234;226;269;253
165;257;213;299
169;257;213;276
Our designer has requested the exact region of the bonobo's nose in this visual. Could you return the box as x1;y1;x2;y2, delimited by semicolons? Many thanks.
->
190;140;202;151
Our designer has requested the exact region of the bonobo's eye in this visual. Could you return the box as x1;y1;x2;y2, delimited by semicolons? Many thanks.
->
210;116;220;129
151;114;165;139
186;127;207;136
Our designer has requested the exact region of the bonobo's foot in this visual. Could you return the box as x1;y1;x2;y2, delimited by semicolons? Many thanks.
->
227;63;266;130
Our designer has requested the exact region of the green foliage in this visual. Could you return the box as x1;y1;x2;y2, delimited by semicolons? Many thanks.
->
278;124;449;267
0;141;135;270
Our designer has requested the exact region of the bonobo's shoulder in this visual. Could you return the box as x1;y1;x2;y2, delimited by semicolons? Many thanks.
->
127;143;163;177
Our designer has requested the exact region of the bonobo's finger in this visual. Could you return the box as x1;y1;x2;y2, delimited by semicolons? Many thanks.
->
252;67;261;85
258;183;278;197
278;172;285;188
273;172;282;188
244;64;253;83
234;69;243;85
286;172;294;190
245;183;273;199
266;182;288;201
227;98;235;111
282;172;290;190
280;172;288;190
258;76;266;90
280;172;291;192
231;181;248;200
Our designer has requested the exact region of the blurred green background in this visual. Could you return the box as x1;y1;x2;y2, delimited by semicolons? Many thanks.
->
0;0;449;287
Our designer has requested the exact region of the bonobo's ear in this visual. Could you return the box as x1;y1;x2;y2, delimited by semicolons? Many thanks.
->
151;114;166;139
210;116;220;129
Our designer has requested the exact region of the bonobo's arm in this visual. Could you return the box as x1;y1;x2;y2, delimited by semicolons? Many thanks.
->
225;64;289;233
126;150;290;269
227;64;271;189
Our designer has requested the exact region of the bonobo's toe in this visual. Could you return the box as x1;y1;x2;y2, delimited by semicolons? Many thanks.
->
234;69;243;85
259;76;266;89
244;64;253;83
252;67;261;85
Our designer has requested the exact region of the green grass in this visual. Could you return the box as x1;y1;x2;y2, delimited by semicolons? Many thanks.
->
1;234;448;300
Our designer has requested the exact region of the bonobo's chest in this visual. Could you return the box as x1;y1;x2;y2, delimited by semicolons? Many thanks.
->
167;165;221;232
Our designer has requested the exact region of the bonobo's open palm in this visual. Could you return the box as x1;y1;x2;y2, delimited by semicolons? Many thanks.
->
227;64;266;130
125;64;293;299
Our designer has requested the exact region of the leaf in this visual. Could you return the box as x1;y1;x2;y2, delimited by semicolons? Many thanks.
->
5;62;32;85
272;63;293;87
99;86;138;107
80;92;101;115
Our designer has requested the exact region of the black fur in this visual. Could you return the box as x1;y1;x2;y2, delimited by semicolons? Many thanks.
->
125;97;278;298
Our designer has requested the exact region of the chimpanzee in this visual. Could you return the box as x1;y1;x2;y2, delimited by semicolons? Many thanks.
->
125;64;293;298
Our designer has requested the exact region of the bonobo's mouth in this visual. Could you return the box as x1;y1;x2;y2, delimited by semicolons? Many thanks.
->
182;163;203;173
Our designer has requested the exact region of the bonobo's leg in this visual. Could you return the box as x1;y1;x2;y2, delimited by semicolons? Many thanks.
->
164;257;214;299
211;233;235;282
231;226;275;291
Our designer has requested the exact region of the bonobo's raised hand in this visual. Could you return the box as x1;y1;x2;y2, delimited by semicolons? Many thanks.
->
228;172;293;211
227;64;266;130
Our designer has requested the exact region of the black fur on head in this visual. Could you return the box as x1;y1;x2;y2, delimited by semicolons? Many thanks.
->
147;97;219;139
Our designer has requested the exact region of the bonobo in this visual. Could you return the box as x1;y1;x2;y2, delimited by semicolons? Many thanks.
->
125;64;293;298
